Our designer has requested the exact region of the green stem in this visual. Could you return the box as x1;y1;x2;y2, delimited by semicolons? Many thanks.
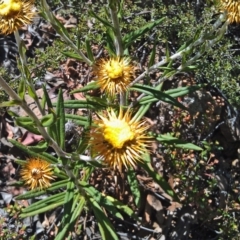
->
14;30;45;116
108;0;125;105
0;75;65;157
109;6;123;56
41;0;92;66
0;75;85;193
129;12;227;87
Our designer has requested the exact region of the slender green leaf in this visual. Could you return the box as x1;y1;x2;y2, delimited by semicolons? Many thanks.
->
56;195;86;240
56;88;65;150
62;51;83;60
0;100;21;108
79;173;137;221
21;192;65;214
20;200;65;218
123;18;165;49
61;181;75;227
27;85;37;100
85;38;95;62
139;85;203;104
165;42;170;60
27;141;48;153
131;84;187;110
89;10;114;29
131;103;151;124
148;39;157;68
8;139;58;163
18;78;26;100
156;134;203;150
139;153;179;201
15;117;40;134
15;179;69;200
42;85;53;109
56;100;107;110
70;81;100;94
65;114;89;122
105;195;137;219
104;28;116;55
41;113;56;127
40;0;70;38
42;85;59;141
90;198;119;240
127;169;141;207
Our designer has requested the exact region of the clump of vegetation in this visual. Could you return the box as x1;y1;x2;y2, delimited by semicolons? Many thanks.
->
0;0;240;239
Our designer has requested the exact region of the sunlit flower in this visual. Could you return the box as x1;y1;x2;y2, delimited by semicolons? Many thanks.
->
89;108;152;171
20;158;55;190
220;0;240;24
0;0;36;35
93;57;134;96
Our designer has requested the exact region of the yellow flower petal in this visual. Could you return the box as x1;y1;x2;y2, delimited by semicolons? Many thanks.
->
0;0;36;35
89;109;153;171
20;158;55;190
93;57;134;96
220;0;240;24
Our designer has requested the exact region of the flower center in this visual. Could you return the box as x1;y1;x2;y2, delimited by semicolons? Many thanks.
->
0;0;22;18
106;60;123;79
31;168;43;180
103;119;134;148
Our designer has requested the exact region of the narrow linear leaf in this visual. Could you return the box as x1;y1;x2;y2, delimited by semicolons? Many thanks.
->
85;38;95;62
61;181;75;228
139;153;179;201
90;198;119;240
0;100;22;108
156;134;203;151
56;195;86;240
15;179;69;200
41;113;56;127
70;82;100;94
15;117;40;135
148;39;157;68
27;85;37;100
104;194;137;219
65;114;89;122
56;88;65;150
127;169;141;207
131;84;187;110
20;199;65;218
89;10;114;29
21;192;65;214
139;84;203;104
18;78;26;100
8;139;58;163
62;51;83;61
123;18;165;49
27;141;48;153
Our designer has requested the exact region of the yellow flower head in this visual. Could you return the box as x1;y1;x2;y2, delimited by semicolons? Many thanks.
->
89;109;152;171
0;0;36;35
20;158;55;190
220;0;240;24
93;57;134;96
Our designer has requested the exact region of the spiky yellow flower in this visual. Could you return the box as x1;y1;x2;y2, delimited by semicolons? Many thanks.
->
89;108;152;171
0;0;36;35
20;158;55;190
93;57;134;96
220;0;240;24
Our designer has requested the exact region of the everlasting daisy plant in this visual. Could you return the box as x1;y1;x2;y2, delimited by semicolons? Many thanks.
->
93;57;134;96
220;0;240;24
20;158;55;190
0;0;36;35
89;108;152;172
